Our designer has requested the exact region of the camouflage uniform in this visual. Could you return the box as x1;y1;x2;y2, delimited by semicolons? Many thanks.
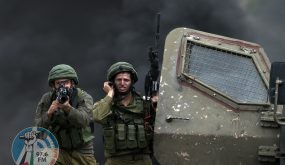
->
93;62;153;165
35;64;97;165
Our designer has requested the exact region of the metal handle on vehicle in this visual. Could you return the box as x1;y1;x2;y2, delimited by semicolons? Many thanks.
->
165;115;190;123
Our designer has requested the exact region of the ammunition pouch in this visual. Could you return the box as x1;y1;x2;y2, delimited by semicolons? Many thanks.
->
137;125;147;148
104;127;116;154
127;124;137;149
117;123;127;149
103;122;148;154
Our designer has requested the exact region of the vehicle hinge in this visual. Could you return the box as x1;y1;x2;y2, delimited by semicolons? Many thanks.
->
260;111;279;128
258;145;278;162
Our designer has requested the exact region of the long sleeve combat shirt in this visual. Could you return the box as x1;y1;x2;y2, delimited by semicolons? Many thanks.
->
34;88;94;154
93;96;113;124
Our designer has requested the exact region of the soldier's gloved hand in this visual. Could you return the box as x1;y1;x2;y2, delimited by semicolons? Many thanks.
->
47;100;60;118
24;131;37;152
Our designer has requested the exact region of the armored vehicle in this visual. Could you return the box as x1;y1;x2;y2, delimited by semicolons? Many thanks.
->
153;27;284;165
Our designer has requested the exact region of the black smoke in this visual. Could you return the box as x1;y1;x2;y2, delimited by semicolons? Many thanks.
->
1;0;284;164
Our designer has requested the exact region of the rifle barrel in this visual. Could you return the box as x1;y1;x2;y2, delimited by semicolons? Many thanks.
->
155;13;160;49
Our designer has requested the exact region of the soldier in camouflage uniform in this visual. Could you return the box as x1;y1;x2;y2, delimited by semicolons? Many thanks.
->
93;62;156;165
35;64;97;165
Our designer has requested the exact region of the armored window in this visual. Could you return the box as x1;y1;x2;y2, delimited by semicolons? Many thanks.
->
180;39;269;108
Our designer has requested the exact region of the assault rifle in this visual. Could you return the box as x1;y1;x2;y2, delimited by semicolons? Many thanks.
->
144;13;161;165
144;12;160;99
51;83;70;126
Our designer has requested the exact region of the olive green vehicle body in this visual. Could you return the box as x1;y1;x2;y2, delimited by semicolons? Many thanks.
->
153;28;280;165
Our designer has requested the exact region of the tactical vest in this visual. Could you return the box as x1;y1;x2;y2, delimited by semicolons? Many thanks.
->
103;94;152;157
49;88;94;149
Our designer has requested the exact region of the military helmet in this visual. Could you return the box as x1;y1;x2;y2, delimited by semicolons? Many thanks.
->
48;64;78;86
107;62;138;83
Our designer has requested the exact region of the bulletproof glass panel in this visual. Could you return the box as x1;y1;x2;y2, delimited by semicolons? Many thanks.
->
183;41;268;104
269;62;285;104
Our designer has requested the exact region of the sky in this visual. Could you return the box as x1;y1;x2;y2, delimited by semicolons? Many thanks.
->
1;0;284;164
